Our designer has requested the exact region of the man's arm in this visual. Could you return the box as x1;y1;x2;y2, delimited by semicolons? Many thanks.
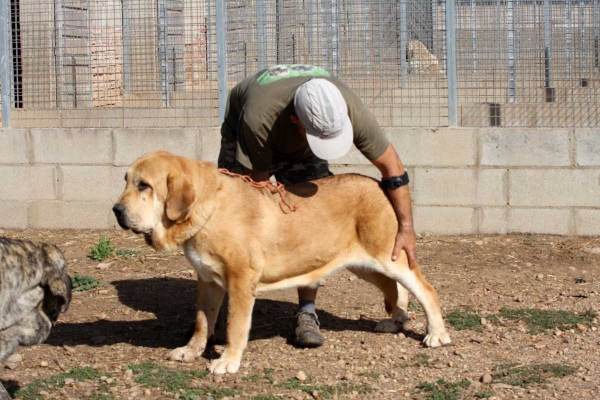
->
371;144;417;268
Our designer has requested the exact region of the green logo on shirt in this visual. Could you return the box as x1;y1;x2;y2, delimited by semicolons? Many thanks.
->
257;64;331;85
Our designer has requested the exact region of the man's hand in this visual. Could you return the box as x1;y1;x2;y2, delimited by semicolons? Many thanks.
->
392;225;417;269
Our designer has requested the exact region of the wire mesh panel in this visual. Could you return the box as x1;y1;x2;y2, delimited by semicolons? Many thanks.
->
7;0;219;127
224;0;448;127
0;0;599;128
457;0;600;127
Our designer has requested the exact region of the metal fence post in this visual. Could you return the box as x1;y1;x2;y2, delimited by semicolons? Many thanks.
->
257;0;265;70
442;0;447;74
399;0;407;88
446;0;458;126
307;0;313;59
122;0;131;92
507;0;516;103
544;0;553;97
580;0;585;73
216;0;227;125
470;0;477;72
567;0;572;75
331;0;339;76
0;0;12;126
158;0;170;106
365;1;371;73
595;0;599;68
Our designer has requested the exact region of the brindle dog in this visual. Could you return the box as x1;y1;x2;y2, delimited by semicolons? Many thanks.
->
0;238;72;398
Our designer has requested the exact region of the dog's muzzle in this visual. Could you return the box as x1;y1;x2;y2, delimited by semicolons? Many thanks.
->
112;203;130;230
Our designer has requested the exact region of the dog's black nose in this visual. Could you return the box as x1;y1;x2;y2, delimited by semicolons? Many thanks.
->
112;203;125;218
112;203;130;230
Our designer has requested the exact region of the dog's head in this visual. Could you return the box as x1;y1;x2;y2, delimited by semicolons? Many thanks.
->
39;243;72;322
112;151;197;242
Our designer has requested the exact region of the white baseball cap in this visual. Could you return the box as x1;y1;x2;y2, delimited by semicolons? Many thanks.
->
294;79;353;161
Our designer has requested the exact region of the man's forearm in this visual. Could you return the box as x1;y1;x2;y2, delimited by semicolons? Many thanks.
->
387;185;414;230
372;144;414;228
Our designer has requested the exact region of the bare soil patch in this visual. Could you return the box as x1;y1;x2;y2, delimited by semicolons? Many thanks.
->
1;230;599;400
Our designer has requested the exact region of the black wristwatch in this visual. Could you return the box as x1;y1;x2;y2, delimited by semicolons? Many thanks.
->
381;171;410;190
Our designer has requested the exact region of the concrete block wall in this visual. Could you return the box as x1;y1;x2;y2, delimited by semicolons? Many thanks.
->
0;127;599;236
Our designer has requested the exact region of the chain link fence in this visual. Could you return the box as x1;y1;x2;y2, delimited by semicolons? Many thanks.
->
0;0;598;128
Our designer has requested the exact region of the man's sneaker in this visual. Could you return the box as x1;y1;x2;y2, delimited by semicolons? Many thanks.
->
294;311;324;348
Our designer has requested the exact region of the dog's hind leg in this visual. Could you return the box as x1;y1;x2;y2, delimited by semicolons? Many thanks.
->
347;268;409;333
383;262;450;348
168;279;225;363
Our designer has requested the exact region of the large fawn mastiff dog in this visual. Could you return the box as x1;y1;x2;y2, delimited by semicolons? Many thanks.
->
113;150;450;375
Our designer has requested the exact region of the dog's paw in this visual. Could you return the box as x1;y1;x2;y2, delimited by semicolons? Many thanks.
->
168;346;202;363
374;319;404;333
209;355;241;375
422;330;451;348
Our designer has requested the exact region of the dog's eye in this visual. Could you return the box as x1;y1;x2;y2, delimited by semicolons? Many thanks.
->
138;182;151;191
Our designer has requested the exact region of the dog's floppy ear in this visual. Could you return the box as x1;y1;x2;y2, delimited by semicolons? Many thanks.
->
166;173;196;222
47;275;72;314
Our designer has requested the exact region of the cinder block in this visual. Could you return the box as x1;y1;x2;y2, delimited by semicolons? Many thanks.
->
0;202;28;229
386;128;476;166
480;128;570;166
113;128;199;166
111;166;130;201
199;128;222;164
29;201;117;229
61;166;128;202
0;129;29;164
62;109;124;128
510;170;600;207
479;207;508;234
575;129;600;166
413;206;478;235
31;129;112;164
414;168;506;206
0;166;56;201
508;208;572;235
574;209;600;236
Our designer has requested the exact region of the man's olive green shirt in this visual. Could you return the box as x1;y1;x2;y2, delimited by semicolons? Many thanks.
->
221;64;389;172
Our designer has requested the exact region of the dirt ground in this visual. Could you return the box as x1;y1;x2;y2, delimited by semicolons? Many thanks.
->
1;230;599;400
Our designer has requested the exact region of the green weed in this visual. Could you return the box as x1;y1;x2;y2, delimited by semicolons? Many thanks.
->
417;378;471;400
445;308;481;331
91;237;115;261
499;308;597;333
492;363;576;388
242;373;262;382
115;248;145;259
13;367;107;400
277;377;372;399
128;362;207;393
412;353;431;367
72;274;105;292
181;387;238;399
474;390;493;399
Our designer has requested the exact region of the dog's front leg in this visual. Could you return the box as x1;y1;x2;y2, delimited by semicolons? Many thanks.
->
209;276;256;375
168;279;225;363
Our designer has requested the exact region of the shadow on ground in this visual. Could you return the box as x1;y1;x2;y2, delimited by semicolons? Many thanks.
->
45;278;422;353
